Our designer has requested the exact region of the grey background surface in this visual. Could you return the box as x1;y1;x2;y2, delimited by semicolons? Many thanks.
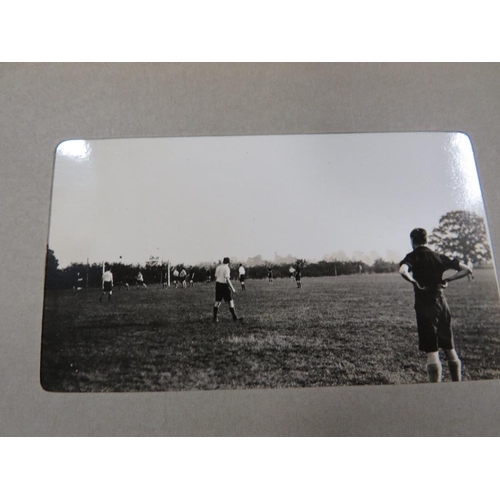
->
1;62;499;436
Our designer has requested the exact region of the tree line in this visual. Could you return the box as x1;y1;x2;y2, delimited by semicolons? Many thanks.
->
44;249;400;290
45;211;493;290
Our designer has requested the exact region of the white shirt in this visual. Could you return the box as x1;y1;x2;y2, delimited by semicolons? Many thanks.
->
180;269;187;277
102;271;113;283
239;266;245;276
136;272;143;281
289;266;295;273
215;264;230;283
173;269;179;277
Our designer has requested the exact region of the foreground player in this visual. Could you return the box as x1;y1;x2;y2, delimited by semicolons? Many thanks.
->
100;265;113;302
213;257;242;323
399;228;472;383
238;263;246;290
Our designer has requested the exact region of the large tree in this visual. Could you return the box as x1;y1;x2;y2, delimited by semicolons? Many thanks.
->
429;210;492;263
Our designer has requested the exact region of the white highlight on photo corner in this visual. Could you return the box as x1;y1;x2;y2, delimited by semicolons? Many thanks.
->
447;133;483;214
56;140;91;161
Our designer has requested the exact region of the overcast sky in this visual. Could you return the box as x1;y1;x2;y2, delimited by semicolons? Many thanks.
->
49;133;486;268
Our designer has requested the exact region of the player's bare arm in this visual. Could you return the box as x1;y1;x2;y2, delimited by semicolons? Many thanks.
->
399;264;425;290
226;277;236;293
443;262;472;285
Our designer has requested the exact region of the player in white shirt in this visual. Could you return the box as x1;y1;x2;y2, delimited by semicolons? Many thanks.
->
289;265;296;281
100;266;114;302
136;271;148;289
180;268;187;288
188;269;195;287
213;257;242;323
172;268;180;288
238;263;246;291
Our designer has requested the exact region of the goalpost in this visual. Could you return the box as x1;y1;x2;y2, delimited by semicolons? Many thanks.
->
161;259;171;287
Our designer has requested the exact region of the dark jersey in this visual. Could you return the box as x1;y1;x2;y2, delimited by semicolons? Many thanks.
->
400;246;460;299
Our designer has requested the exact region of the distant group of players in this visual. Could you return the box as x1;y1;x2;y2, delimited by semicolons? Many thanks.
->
96;226;476;384
96;259;304;303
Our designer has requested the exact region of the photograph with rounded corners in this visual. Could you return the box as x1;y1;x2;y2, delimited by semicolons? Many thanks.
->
41;133;500;392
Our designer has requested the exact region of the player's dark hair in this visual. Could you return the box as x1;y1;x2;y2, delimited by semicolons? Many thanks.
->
410;228;427;245
223;257;230;264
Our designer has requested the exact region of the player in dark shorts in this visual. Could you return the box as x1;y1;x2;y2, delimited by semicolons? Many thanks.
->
213;257;242;323
399;228;472;383
295;264;302;288
206;268;211;283
100;266;114;302
135;271;147;289
267;266;274;284
172;268;179;288
73;272;84;292
238;263;246;291
118;279;130;291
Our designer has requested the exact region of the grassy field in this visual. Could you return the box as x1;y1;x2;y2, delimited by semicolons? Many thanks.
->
40;269;500;392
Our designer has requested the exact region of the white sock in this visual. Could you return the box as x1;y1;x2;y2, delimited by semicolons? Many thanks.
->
426;352;442;383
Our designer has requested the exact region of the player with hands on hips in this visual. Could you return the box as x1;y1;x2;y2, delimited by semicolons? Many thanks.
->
399;228;472;383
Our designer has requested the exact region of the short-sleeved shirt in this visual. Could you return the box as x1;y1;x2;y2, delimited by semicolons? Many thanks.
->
239;266;245;276
173;270;179;277
400;246;460;300
215;264;230;283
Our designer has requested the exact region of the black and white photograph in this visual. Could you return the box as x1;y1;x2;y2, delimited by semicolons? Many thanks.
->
41;132;500;392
